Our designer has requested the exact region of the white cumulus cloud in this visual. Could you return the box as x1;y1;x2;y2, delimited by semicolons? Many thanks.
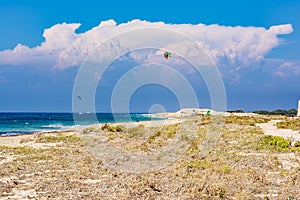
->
274;62;300;77
0;19;293;72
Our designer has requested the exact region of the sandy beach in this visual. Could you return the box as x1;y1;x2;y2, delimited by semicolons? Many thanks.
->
1;110;300;199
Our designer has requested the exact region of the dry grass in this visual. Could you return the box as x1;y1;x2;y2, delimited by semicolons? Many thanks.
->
276;118;300;132
1;115;300;199
99;123;179;153
225;115;270;125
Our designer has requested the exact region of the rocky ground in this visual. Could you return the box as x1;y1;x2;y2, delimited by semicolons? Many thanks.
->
0;113;299;199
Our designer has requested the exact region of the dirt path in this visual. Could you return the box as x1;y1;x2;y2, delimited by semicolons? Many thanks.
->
256;120;300;144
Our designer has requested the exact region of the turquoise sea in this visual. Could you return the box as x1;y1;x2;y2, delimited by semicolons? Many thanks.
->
0;113;152;136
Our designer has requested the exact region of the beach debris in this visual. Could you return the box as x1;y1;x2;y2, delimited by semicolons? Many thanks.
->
77;96;81;100
164;51;172;59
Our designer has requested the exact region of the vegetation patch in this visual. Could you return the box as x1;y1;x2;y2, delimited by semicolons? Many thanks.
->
276;119;300;131
198;114;211;125
36;134;81;143
126;125;145;138
101;123;125;132
0;145;42;155
259;135;291;151
82;127;98;134
253;108;297;116
294;141;300;147
225;116;269;125
147;124;178;144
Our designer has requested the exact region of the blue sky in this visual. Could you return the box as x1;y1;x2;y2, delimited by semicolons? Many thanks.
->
0;0;299;112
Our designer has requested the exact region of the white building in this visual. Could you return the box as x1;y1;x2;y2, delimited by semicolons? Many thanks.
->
298;100;300;117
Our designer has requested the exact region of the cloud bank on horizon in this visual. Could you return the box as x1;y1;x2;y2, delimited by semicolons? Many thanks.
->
0;19;297;80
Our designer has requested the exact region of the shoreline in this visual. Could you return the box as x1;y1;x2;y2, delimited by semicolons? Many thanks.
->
0;112;165;138
0;112;181;147
1;109;299;141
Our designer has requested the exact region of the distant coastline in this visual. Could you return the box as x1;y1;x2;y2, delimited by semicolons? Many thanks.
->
0;113;154;137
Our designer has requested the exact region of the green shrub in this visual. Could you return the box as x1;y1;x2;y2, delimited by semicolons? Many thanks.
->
260;135;290;149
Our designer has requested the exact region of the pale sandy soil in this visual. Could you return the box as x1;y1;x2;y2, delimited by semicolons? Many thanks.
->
257;120;300;144
0;131;68;149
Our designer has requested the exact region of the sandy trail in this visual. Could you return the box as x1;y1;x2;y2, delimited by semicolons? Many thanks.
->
257;120;300;143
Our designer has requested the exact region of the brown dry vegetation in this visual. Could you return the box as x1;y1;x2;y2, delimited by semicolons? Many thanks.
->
276;118;300;132
0;115;300;199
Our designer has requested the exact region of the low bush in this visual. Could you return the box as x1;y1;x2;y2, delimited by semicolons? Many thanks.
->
259;135;290;150
101;124;125;132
